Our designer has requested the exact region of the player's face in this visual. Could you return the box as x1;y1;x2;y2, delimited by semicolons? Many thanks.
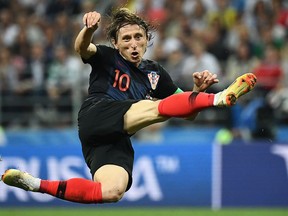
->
113;24;148;67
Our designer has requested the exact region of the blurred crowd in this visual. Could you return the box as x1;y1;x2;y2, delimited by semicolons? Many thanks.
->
0;0;288;140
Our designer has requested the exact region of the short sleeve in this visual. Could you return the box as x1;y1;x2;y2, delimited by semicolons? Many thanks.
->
153;64;178;99
82;45;114;66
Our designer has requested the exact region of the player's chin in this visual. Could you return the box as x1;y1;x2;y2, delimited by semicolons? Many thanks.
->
129;57;141;64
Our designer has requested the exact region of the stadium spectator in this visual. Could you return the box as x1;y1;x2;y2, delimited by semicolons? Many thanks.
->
162;37;186;88
0;47;17;94
225;41;259;87
45;44;82;126
272;0;288;30
45;0;80;20
253;44;284;97
181;37;222;91
0;8;18;47
186;0;209;38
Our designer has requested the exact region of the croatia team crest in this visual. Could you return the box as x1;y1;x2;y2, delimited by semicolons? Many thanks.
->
148;71;160;90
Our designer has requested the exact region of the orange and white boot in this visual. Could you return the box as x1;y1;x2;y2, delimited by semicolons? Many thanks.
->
214;73;257;107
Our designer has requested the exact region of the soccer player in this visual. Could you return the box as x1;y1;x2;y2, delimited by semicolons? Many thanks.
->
1;8;256;204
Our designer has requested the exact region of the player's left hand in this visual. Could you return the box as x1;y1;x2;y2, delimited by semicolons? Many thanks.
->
192;70;219;92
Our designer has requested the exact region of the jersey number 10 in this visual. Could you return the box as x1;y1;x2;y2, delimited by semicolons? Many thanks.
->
113;69;130;92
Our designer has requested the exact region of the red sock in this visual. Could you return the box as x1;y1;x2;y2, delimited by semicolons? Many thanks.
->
158;92;215;117
39;178;102;204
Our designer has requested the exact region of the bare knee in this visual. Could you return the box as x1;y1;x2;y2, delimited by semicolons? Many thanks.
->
94;165;129;203
101;183;126;202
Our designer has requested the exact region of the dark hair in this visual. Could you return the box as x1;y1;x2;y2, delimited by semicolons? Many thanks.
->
106;8;154;43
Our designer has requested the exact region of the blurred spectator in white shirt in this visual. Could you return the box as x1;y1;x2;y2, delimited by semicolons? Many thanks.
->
180;38;222;91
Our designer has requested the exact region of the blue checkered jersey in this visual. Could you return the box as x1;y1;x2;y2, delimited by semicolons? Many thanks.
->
83;45;178;100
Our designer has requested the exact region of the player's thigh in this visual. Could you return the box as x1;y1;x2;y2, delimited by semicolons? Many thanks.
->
124;100;169;134
94;164;129;202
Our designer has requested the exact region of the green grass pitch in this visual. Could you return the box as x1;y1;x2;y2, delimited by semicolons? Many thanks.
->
0;208;287;216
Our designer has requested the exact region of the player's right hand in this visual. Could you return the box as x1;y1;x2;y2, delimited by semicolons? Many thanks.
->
83;11;101;29
192;70;219;92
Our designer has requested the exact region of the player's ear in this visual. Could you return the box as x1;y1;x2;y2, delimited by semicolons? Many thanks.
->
111;39;118;50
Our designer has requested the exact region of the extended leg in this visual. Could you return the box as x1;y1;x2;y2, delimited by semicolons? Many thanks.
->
1;169;103;204
1;166;129;204
124;73;257;134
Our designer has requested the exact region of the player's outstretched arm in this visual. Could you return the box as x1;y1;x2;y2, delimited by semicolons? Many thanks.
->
74;11;100;59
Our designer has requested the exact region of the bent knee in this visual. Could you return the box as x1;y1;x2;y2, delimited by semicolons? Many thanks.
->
102;186;125;202
94;165;129;203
